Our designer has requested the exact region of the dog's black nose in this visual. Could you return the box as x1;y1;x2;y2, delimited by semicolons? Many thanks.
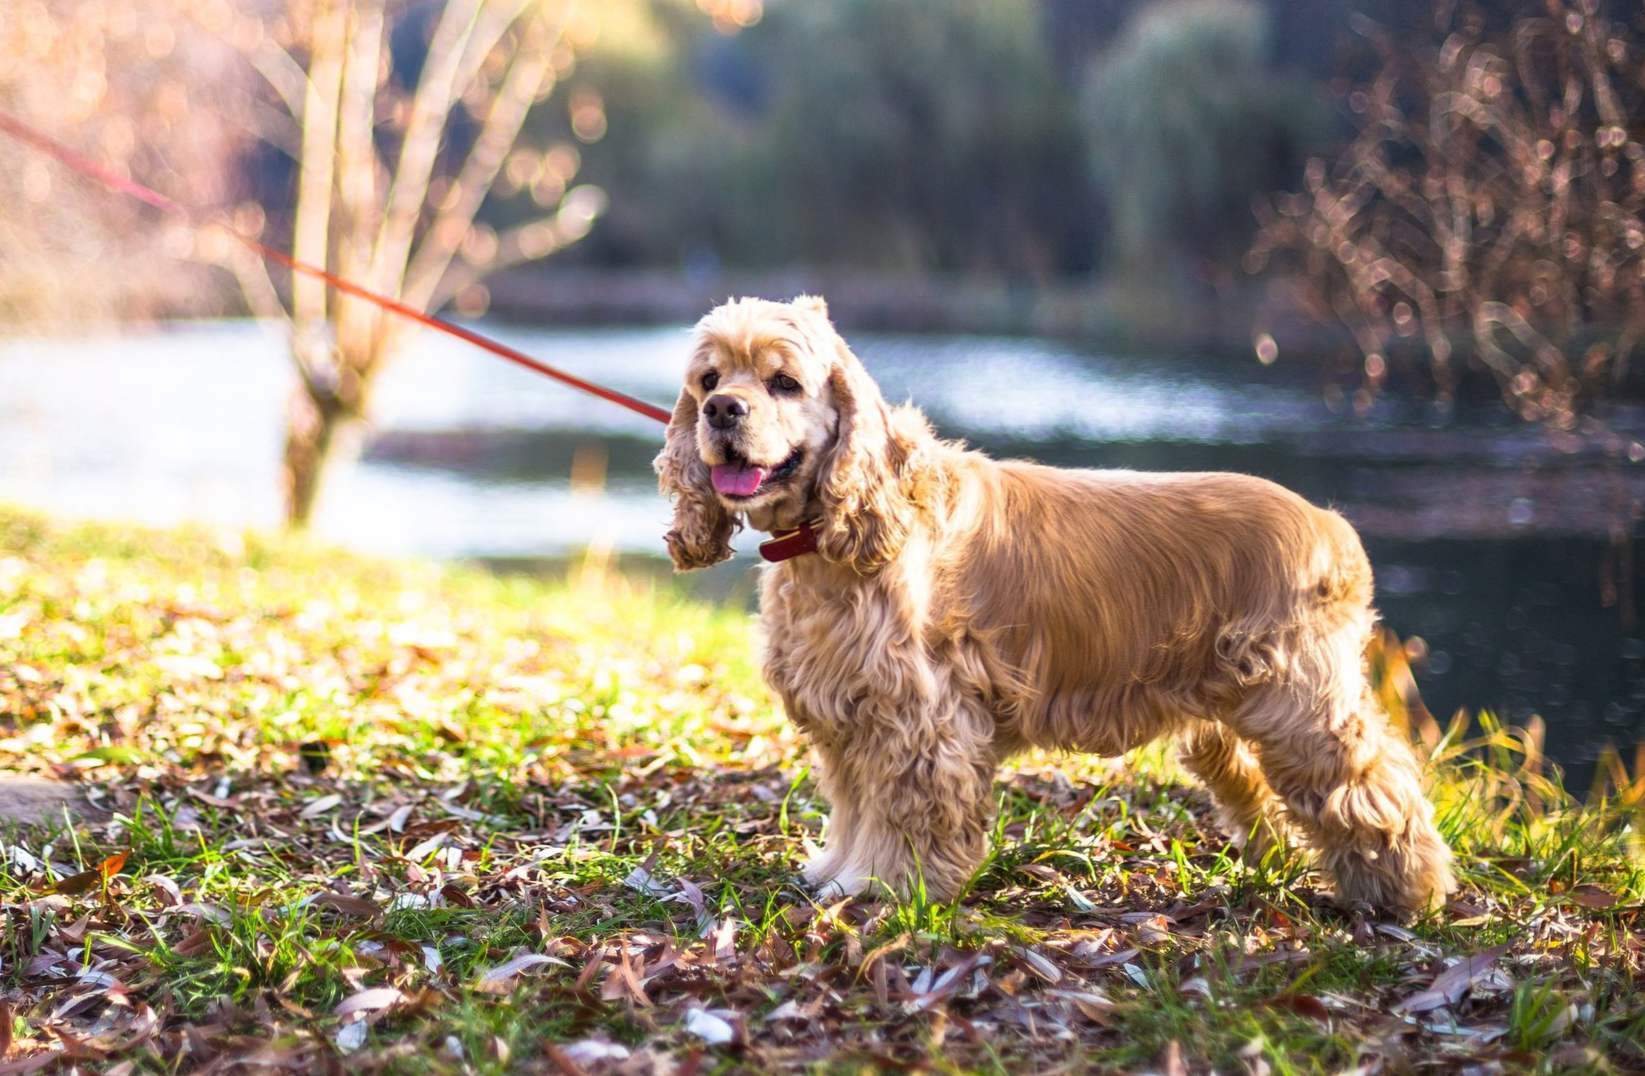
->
703;394;747;430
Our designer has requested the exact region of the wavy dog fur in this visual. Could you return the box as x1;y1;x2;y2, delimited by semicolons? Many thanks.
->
657;297;1456;916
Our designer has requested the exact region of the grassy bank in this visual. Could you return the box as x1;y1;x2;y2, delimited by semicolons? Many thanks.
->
1;507;1641;1073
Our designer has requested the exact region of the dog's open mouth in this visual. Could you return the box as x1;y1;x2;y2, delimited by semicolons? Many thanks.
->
711;447;803;499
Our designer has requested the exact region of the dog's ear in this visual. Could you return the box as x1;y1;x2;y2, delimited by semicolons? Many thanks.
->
654;387;736;570
815;343;916;573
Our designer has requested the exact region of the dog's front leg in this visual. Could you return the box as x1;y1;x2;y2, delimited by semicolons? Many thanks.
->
803;691;996;902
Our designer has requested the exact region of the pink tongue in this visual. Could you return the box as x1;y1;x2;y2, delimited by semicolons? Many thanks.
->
711;463;768;496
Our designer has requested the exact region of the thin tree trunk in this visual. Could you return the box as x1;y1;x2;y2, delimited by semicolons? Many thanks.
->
283;381;367;529
282;386;349;528
283;320;368;529
283;0;349;528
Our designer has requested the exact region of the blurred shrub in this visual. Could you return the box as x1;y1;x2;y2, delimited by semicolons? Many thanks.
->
1250;1;1645;427
1081;0;1326;276
552;0;1097;279
746;0;1095;277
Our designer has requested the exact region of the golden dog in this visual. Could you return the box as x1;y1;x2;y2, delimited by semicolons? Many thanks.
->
655;296;1455;915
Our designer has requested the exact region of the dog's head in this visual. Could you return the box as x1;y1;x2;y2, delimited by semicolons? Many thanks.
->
654;295;920;572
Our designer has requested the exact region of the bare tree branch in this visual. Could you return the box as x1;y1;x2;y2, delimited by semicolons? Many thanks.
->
334;0;389;364
291;0;348;332
425;202;597;311
399;11;565;320
244;36;313;123
366;0;484;297
205;233;287;325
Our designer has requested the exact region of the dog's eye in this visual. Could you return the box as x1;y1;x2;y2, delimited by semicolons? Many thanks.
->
701;370;719;391
770;373;801;394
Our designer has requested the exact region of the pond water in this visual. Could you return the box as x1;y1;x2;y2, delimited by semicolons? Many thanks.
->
3;319;1642;778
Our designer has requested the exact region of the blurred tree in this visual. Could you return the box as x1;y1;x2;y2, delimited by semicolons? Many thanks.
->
500;0;707;269
1249;0;1645;427
0;1;242;327
750;0;1093;277
558;0;1095;279
184;0;611;525
1080;0;1326;280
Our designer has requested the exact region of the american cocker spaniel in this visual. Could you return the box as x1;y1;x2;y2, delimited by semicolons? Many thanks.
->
655;296;1455;916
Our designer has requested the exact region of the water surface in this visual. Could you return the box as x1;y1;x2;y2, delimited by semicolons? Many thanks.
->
3;320;1641;776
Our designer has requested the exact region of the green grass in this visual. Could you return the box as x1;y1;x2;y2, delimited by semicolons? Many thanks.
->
0;505;1642;1073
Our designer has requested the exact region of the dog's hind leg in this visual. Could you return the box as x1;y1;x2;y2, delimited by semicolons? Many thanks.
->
1178;722;1288;867
1230;626;1455;917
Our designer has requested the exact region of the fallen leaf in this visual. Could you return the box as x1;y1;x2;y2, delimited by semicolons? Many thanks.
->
766;999;815;1022
299;794;342;819
712;917;737;964
333;1021;367;1054
675;876;709;930
143;875;182;906
334;987;404;1017
683;1007;736;1046
602;948;652;1007
311;892;382;919
1016;947;1063;985
475;952;565;993
1395;945;1511;1013
622;862;670;897
38;868;100;896
1082;946;1140;970
396;817;456;844
1568;884;1618;909
1060;990;1117;1024
406;832;450;861
559;1039;630;1067
0;1050;63;1075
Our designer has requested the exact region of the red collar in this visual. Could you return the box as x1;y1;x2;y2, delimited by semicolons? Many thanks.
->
758;521;819;563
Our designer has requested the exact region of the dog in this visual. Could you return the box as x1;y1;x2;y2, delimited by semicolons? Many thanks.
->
655;296;1456;916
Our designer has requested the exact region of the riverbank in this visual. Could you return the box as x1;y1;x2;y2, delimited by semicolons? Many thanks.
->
490;266;1645;411
486;265;1342;360
2;507;1641;1071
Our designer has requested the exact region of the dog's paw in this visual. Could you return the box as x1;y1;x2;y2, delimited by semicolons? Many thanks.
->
802;851;873;899
800;850;837;888
812;870;870;901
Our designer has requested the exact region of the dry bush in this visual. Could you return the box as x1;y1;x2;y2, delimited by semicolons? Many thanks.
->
1251;0;1645;428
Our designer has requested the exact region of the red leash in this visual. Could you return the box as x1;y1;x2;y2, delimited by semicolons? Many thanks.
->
0;109;672;426
0;109;827;561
